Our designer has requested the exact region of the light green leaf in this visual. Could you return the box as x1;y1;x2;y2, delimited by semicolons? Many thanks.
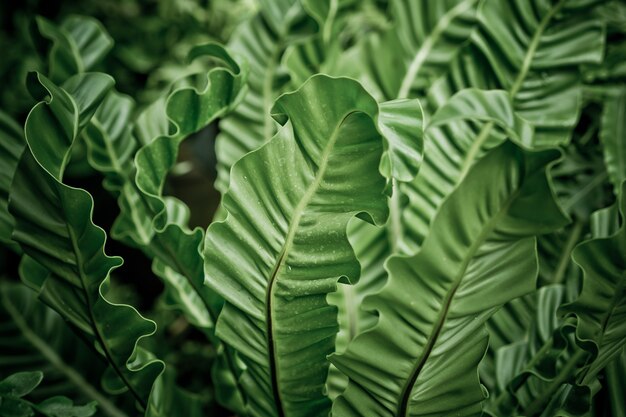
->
84;91;136;191
82;43;248;414
332;141;568;417
392;0;480;99
377;99;424;183
205;75;390;417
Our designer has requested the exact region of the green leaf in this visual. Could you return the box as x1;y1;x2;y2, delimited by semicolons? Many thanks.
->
332;141;568;417
0;111;25;253
257;0;317;38
562;181;626;386
599;88;626;195
82;43;248;414
330;89;535;399
512;184;626;416
215;1;316;194
377;99;424;183
392;0;480;99
605;349;626;417
485;285;570;416
144;368;204;417
479;292;535;392
131;44;249;414
24;72;113;181
0;371;97;417
34;397;97;417
8;72;163;410
134;42;246;231
204;75;390;417
402;88;534;253
84;90;136;191
335;0;480;101
471;0;606;147
31;15;113;84
0;284;128;417
0;372;43;398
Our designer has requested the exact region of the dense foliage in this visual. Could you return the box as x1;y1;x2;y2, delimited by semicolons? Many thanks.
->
0;0;625;416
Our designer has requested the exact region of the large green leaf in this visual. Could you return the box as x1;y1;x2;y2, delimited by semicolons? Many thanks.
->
204;75;397;417
395;0;605;260
0;284;127;417
8;72;163;410
329;89;535;398
324;0;479;102
0;111;24;253
332;141;568;417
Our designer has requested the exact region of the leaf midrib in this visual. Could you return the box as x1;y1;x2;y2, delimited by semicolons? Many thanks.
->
397;0;478;99
265;111;357;417
397;186;519;416
64;208;148;409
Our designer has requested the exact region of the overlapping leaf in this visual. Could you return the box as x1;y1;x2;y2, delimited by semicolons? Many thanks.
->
599;88;626;195
0;111;24;253
8;72;163;410
205;75;402;417
31;15;113;84
0;371;97;417
214;0;317;194
484;285;571;416
332;142;568;417
471;0;605;147
0;284;126;417
551;181;626;410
